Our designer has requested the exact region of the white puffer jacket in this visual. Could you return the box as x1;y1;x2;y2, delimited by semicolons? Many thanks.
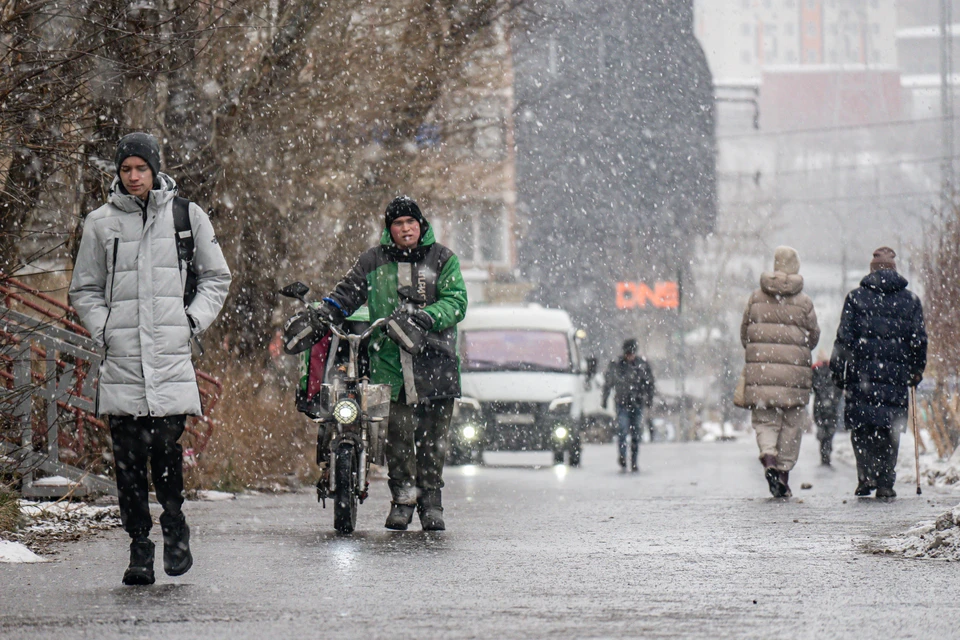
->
69;174;231;417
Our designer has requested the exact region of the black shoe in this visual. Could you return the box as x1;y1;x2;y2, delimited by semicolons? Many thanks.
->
418;489;445;531
122;537;155;586
820;456;831;466
765;468;785;498
854;482;875;497
160;512;193;577
630;464;639;473
384;503;415;530
875;486;897;499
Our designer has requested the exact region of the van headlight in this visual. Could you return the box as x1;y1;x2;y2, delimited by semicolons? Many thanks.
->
549;396;573;412
554;426;569;440
461;424;478;441
333;399;360;424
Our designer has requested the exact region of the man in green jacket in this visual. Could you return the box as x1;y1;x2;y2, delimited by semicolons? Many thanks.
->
313;196;467;530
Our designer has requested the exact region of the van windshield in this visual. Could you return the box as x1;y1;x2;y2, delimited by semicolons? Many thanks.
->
461;330;572;373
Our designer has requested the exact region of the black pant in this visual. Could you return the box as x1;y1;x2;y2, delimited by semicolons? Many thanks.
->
616;405;643;468
851;421;902;490
815;416;837;462
109;415;186;538
385;398;453;504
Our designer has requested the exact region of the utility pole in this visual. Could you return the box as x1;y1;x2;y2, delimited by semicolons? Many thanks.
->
942;0;955;208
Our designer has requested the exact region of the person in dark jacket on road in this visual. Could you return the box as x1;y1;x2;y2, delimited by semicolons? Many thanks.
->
303;196;467;531
602;339;655;472
70;133;232;585
830;247;926;499
811;355;843;466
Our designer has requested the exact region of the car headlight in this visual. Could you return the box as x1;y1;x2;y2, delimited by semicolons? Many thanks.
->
462;425;478;441
549;396;573;412
554;426;568;440
333;399;360;424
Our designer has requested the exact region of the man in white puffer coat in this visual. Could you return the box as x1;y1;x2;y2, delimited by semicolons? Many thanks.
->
70;132;231;585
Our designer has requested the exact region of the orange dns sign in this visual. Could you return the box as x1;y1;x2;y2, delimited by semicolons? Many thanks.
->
616;281;680;310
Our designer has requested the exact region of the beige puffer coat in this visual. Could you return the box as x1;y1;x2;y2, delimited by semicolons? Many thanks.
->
740;272;820;410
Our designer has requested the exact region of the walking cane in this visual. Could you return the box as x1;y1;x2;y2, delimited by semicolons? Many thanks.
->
911;387;922;496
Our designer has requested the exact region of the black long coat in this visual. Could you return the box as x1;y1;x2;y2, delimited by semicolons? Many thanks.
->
829;270;927;429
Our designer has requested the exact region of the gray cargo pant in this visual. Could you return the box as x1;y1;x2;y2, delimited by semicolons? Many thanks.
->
386;398;454;504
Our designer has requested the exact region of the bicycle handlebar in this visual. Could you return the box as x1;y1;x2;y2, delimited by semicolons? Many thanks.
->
327;316;387;341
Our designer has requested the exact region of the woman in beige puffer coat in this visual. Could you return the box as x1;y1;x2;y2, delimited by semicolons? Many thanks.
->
740;246;820;497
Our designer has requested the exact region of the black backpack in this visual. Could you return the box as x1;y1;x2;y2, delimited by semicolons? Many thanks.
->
173;197;197;306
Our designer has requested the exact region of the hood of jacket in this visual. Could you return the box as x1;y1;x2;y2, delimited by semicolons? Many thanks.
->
860;269;908;294
759;271;804;297
107;172;177;213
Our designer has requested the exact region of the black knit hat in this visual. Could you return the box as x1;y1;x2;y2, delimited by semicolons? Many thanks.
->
115;132;161;178
622;338;638;355
384;196;426;229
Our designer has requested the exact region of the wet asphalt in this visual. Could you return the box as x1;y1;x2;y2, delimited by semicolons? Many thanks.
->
2;434;958;639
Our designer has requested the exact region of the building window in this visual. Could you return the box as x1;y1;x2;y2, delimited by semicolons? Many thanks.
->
452;204;508;265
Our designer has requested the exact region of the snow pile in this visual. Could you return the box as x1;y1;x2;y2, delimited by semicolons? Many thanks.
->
196;490;236;501
872;506;960;560
699;421;738;442
0;540;48;563
6;500;121;553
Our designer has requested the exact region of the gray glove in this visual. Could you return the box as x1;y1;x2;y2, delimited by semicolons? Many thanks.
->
385;306;432;354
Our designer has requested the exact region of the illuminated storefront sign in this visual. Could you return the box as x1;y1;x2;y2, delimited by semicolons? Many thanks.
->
616;281;679;310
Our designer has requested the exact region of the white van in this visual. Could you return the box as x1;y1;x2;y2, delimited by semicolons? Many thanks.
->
449;304;597;466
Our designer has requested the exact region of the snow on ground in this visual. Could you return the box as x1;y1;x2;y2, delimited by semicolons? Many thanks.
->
1;500;122;557
196;490;237;501
829;427;960;559
870;506;960;560
0;539;48;563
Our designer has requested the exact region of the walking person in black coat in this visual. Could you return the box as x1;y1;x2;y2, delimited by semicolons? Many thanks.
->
830;247;927;499
602;339;655;472
811;355;843;466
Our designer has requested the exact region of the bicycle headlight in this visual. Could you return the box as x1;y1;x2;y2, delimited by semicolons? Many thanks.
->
462;424;478;441
554;426;569;440
333;399;360;424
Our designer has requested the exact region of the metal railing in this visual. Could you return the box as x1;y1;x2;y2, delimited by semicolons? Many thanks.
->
1;277;222;498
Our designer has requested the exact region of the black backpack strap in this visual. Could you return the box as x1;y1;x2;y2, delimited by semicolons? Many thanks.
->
173;196;198;306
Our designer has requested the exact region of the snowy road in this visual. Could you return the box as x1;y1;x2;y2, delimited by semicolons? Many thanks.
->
2;435;958;639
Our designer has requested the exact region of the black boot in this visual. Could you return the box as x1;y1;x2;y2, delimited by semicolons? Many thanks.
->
160;512;193;577
875;486;897;499
384;503;416;530
764;467;785;498
854;482;875;497
779;470;792;498
122;537;155;586
418;489;445;531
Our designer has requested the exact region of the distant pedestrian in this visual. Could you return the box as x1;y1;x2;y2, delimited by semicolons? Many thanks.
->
830;247;926;499
70;133;232;585
740;246;820;498
811;354;843;466
602;338;655;472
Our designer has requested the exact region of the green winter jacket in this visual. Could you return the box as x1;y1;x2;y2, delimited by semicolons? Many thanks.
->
325;223;467;402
